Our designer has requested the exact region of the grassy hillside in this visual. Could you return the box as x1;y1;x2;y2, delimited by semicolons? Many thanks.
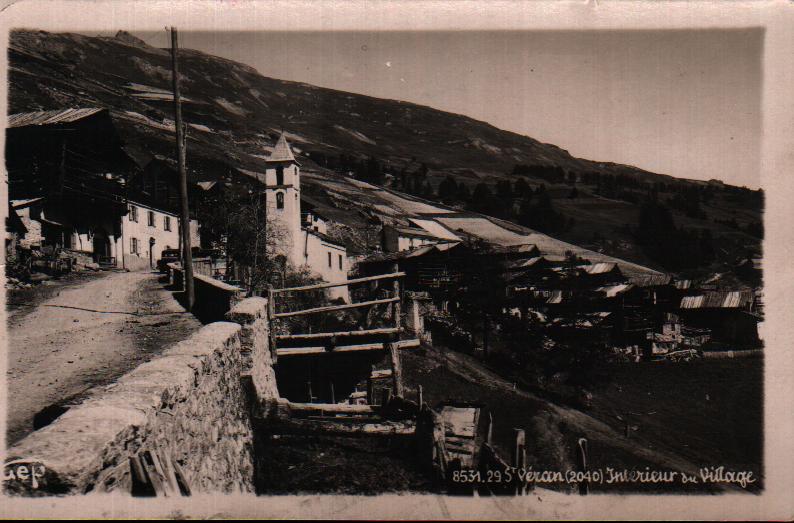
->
8;30;763;276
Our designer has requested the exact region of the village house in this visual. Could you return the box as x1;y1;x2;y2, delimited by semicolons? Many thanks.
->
6;108;200;271
121;157;201;270
645;312;711;358
678;290;761;346
300;199;329;235
380;217;462;253
382;224;442;252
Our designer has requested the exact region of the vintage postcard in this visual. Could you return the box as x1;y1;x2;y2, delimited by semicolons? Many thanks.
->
1;0;793;520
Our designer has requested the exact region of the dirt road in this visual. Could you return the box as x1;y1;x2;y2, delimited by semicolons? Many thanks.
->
5;270;202;445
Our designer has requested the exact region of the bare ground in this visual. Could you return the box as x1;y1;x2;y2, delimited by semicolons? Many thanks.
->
402;345;756;494
5;270;202;445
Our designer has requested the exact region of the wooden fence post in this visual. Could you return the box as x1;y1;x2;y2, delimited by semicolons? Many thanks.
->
576;438;589;495
367;365;375;405
512;428;526;495
387;340;404;398
391;262;401;328
381;388;392;406
512;428;526;469
267;284;277;364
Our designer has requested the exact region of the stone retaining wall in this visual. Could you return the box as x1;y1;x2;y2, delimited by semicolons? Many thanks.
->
5;313;267;496
170;264;244;322
226;298;280;408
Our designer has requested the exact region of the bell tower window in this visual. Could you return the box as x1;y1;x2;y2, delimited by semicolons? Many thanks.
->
276;192;285;210
276;165;284;186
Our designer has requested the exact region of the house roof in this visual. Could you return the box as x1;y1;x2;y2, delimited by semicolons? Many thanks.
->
628;273;673;287
680;290;754;309
507;256;544;270
196;181;218;191
10;197;45;209
491;243;539;255
360;245;438;264
391;225;445;240
267;132;297;163
306;228;346;250
584;262;618;275
8;107;104;128
407;218;462;242
595;283;634;298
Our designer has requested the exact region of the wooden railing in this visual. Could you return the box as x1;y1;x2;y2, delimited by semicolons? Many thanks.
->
267;266;418;400
271;271;405;294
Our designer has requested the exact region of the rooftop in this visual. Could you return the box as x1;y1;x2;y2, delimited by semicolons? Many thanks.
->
8;107;104;128
629;273;673;287
680;290;754;309
584;262;618;275
267;132;297;163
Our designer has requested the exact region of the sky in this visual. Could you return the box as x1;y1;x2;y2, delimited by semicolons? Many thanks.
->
132;29;763;188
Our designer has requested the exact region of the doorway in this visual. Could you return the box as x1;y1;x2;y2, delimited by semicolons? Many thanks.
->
92;232;109;262
149;237;156;269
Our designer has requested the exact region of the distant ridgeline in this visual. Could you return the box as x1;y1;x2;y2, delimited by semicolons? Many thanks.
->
7;29;762;276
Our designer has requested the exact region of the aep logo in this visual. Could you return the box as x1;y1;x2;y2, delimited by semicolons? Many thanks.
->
4;459;47;489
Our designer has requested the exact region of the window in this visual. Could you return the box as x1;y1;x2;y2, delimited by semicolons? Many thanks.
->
276;165;284;186
338;254;343;270
129;205;138;222
328;252;332;268
130;237;139;255
147;211;155;227
276;192;284;210
164;216;172;231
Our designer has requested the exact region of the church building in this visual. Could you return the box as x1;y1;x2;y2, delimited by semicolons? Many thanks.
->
261;133;349;301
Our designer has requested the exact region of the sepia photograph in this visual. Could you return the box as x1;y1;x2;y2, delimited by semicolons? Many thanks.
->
1;0;792;520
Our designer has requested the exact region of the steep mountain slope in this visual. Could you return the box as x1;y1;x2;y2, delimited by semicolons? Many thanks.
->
7;30;633;176
7;30;762;273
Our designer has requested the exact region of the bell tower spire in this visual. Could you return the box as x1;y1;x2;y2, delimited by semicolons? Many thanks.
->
264;131;302;268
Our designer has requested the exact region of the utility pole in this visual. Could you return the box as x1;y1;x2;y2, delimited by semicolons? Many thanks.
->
171;27;195;310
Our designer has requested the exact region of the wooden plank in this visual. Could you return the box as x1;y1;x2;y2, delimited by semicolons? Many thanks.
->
286;401;377;415
129;455;155;497
276;327;400;341
273;272;406;293
276;338;420;356
272;417;415;437
441;406;478;438
274;297;399;318
445;442;475;454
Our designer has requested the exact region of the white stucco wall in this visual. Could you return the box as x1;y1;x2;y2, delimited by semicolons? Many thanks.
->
303;212;328;235
122;201;200;271
298;229;349;302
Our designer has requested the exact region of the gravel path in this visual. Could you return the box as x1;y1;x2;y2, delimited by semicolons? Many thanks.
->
5;270;202;445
